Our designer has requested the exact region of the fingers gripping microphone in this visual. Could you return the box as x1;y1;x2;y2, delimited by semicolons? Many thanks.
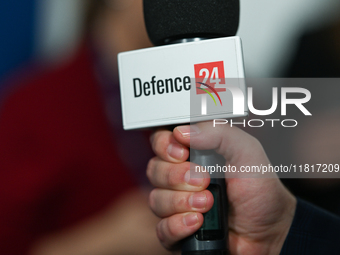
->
143;2;239;254
118;0;246;254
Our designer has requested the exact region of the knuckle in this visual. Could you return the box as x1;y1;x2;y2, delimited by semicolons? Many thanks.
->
146;157;156;182
183;161;191;169
172;192;189;211
167;216;179;239
152;138;160;154
149;132;156;145
167;166;178;187
167;163;187;188
148;189;157;212
249;135;261;148
156;221;165;242
157;219;173;250
248;136;267;157
152;132;167;155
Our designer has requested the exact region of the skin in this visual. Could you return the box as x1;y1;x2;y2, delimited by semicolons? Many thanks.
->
30;191;170;255
147;121;297;255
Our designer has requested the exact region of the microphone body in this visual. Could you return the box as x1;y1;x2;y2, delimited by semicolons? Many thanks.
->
118;1;247;254
184;150;228;255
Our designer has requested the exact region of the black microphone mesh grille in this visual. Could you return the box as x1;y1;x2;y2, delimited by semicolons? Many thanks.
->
143;0;240;45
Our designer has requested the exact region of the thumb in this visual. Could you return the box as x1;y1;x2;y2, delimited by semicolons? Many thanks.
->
173;121;274;178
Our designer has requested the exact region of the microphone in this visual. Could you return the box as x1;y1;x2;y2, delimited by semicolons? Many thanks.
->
118;1;247;254
144;0;240;46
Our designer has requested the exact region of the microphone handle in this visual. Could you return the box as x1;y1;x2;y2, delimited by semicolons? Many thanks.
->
182;149;229;255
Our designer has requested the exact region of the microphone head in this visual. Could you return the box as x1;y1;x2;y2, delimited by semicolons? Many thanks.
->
143;0;240;46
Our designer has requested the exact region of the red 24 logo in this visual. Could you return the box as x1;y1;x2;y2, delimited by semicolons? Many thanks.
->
194;61;227;95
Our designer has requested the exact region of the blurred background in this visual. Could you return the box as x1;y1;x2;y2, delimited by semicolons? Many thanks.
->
0;0;340;254
1;0;340;88
0;0;82;91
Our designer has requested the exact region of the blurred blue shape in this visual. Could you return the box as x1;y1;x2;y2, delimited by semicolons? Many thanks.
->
0;0;36;89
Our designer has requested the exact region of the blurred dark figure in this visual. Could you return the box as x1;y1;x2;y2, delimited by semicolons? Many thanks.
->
0;1;170;254
280;18;340;215
286;19;340;77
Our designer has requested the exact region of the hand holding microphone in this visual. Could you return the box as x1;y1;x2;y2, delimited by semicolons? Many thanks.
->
117;1;340;254
119;0;251;254
147;122;296;255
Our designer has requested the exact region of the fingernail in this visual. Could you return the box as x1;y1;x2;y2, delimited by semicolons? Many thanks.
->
183;213;199;226
184;170;204;186
167;143;184;160
189;193;207;209
149;133;155;144
177;125;200;138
